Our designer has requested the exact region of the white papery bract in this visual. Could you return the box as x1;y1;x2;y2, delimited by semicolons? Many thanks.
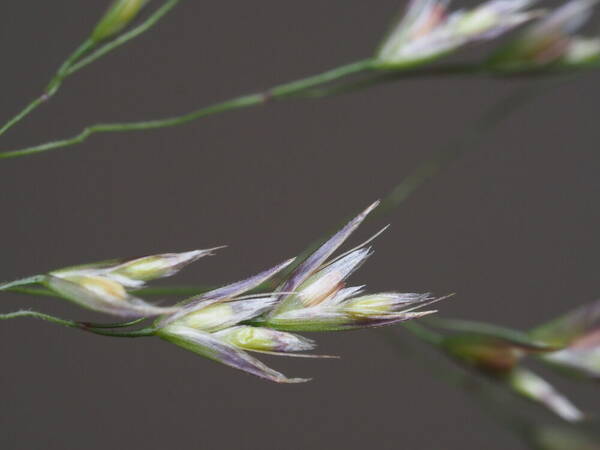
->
154;202;445;382
45;248;216;317
156;258;317;383
262;201;443;331
159;324;310;383
531;298;600;380
214;326;316;353
489;0;600;67
508;368;584;422
376;0;537;68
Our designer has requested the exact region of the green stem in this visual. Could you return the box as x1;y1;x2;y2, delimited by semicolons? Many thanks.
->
0;39;95;138
85;326;156;337
79;318;146;329
268;59;375;97
65;0;180;77
0;0;179;138
3;58;593;161
402;322;444;345
0;309;156;337
271;77;572;287
0;97;46;137
1;286;61;298
370;77;572;222
0;275;45;291
0;310;80;329
0;59;374;160
45;39;96;94
424;317;557;350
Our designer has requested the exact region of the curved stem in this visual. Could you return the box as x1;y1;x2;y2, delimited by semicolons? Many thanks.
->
0;39;95;138
275;77;572;283
0;310;80;329
0;309;156;337
0;97;47;137
0;275;45;291
424;317;557;350
402;322;444;346
0;0;180;138
1;286;61;298
65;0;180;77
79;318;146;329
85;326;156;337
0;59;374;160
371;80;565;221
44;39;96;94
3;57;594;161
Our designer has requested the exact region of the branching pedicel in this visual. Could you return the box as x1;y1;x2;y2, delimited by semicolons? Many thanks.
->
0;0;599;160
2;0;600;445
0;203;445;382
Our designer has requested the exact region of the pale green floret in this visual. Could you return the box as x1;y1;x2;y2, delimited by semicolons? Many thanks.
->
92;0;148;43
217;326;281;351
455;9;498;36
343;294;397;316
112;256;171;281
60;274;128;302
178;303;235;332
109;250;209;283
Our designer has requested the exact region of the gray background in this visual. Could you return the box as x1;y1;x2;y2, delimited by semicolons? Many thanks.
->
1;1;599;449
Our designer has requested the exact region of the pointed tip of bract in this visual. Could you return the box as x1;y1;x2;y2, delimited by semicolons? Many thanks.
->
278;377;312;384
200;245;227;255
281;257;297;269
362;200;380;218
171;247;224;267
277;201;380;298
406;310;438;319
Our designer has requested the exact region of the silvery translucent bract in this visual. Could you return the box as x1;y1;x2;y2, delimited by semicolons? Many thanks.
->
46;249;217;317
489;0;600;67
157;202;445;382
376;0;537;67
532;299;600;380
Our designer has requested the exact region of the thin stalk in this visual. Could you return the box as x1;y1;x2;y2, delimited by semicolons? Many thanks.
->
2;58;594;161
372;78;571;221
276;77;570;282
0;39;95;138
0;59;373;160
0;310;80;329
44;39;96;95
401;321;444;345
0;275;45;291
424;316;557;350
0;0;179;138
1;286;61;298
0;309;156;337
65;0;180;77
